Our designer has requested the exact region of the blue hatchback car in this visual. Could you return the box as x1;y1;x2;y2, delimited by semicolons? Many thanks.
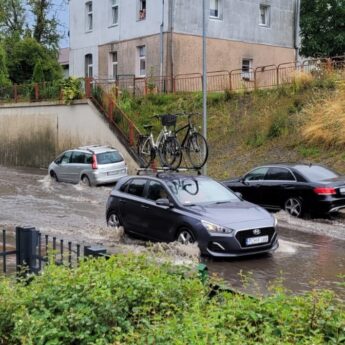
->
106;173;278;257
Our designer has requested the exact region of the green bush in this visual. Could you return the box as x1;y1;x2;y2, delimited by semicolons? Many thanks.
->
0;254;344;345
59;77;83;104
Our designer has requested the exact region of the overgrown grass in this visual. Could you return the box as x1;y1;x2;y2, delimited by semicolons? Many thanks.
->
117;72;344;178
0;255;344;344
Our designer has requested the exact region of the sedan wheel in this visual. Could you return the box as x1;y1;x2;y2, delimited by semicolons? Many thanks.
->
107;212;121;228
177;229;195;245
284;197;303;217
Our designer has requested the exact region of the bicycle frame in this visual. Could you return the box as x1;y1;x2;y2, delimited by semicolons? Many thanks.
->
175;118;196;148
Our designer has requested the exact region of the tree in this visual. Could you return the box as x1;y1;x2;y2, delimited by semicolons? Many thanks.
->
0;0;25;36
0;44;11;87
5;37;62;84
27;0;61;52
32;58;45;82
300;0;345;57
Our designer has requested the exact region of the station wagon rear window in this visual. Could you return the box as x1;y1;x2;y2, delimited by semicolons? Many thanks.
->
96;151;123;164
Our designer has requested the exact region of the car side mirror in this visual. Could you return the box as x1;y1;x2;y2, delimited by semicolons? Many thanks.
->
156;198;172;207
235;192;243;200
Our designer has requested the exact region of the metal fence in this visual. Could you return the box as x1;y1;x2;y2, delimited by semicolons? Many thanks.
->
93;55;345;96
1;227;107;276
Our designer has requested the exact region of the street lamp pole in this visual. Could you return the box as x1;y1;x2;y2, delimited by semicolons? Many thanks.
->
202;0;208;175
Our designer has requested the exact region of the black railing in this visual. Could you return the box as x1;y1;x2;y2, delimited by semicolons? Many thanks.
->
1;226;108;276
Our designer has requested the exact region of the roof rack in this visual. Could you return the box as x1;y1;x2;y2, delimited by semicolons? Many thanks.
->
136;166;202;177
77;144;117;154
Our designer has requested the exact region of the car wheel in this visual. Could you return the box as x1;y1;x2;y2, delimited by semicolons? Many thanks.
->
176;228;195;245
50;171;58;182
107;211;121;228
284;197;303;217
81;175;91;186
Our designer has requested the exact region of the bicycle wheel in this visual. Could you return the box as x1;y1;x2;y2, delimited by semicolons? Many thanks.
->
159;136;182;170
138;137;154;168
186;132;208;169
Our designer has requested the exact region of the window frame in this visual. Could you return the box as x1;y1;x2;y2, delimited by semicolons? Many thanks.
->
85;54;93;78
244;167;269;182
85;1;93;32
264;167;297;182
146;180;172;202
259;4;270;27
109;51;118;80
137;45;146;77
110;0;119;26
241;58;253;81
138;0;146;21
209;0;222;19
126;178;148;198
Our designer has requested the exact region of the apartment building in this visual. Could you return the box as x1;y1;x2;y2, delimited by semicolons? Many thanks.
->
69;0;300;79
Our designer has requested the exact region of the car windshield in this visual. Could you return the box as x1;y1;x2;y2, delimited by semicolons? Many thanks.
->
96;151;123;164
294;165;339;181
166;178;239;205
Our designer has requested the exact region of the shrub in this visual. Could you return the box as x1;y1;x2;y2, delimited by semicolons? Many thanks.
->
60;77;83;104
0;254;344;345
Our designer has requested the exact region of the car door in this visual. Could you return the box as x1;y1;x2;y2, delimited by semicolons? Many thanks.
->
142;180;178;242
54;151;73;182
118;178;148;235
238;167;269;205
261;167;296;209
69;151;87;183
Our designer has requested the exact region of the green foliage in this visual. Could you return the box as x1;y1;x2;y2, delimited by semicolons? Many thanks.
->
300;0;345;57
0;44;11;87
298;145;321;158
32;58;45;82
60;77;83;104
0;255;344;345
5;37;62;84
0;0;25;36
27;0;60;51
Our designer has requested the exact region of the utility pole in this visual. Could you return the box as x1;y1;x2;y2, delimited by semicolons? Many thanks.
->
202;0;207;175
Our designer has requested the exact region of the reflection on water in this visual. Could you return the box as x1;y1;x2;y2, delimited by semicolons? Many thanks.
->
204;227;345;298
0;166;344;298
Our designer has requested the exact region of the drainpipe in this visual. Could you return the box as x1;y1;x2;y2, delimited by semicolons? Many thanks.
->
160;0;165;78
294;0;301;62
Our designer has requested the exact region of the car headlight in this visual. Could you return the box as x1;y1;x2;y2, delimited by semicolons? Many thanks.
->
201;220;234;235
273;216;278;227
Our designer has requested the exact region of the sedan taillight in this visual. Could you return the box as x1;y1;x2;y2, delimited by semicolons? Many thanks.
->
92;154;98;170
313;187;336;195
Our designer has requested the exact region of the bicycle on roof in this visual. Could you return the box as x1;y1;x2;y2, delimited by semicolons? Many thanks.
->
137;114;182;169
174;112;208;169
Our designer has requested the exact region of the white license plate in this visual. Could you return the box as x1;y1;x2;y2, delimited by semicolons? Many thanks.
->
340;187;345;195
246;235;269;246
107;171;117;176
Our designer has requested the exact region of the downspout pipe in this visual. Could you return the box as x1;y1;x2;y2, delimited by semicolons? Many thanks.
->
160;0;165;78
294;0;301;62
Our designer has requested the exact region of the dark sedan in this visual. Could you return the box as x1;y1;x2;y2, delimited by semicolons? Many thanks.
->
106;173;278;257
223;164;345;217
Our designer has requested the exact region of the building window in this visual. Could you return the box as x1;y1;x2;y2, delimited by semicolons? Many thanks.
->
111;0;119;25
242;59;253;81
137;46;146;77
85;1;93;31
85;54;93;77
110;52;118;79
138;0;146;20
259;4;270;26
210;0;220;18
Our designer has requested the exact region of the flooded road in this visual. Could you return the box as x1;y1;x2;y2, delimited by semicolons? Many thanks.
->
0;166;344;298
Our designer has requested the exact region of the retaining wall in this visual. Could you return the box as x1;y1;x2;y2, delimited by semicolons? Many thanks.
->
0;100;138;172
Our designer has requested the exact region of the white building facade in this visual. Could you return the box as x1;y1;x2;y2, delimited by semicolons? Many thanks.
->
69;0;300;79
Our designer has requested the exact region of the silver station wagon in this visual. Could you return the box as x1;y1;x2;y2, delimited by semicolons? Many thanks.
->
48;145;128;186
